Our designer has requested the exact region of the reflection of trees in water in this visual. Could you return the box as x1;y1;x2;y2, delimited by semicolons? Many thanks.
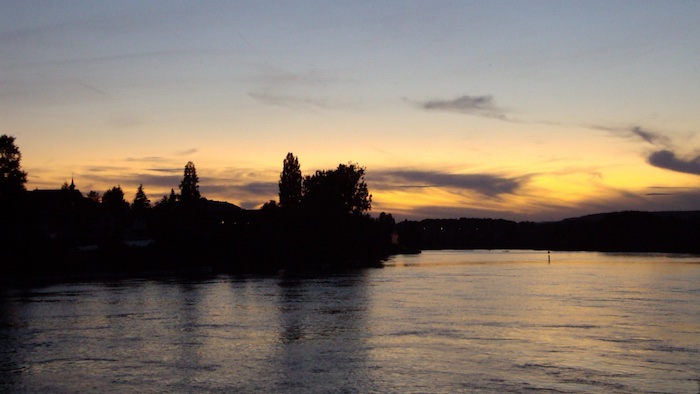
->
0;289;23;389
275;273;376;391
171;281;205;390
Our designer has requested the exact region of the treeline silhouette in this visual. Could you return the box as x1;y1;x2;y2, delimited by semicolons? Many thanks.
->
396;211;700;254
1;136;398;276
2;134;699;279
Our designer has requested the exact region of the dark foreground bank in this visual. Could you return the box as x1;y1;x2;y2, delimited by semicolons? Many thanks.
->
1;204;400;278
3;199;699;280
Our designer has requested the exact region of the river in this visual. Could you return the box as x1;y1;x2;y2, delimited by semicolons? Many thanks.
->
1;250;699;393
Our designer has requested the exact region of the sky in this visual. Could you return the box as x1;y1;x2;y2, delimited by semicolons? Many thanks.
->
2;0;700;222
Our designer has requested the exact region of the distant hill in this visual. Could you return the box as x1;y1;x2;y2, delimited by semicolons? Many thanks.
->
203;199;244;215
561;210;700;223
396;210;700;254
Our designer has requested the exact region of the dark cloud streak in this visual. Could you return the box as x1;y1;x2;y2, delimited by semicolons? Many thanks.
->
423;95;494;112
601;125;700;177
647;150;700;176
630;126;671;146
201;181;277;197
597;124;671;147
372;170;524;196
418;94;510;121
146;168;182;173
176;148;198;156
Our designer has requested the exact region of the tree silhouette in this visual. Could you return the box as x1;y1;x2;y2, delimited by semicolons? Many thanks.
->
155;188;178;208
101;186;129;240
262;199;278;210
131;184;151;211
102;186;129;212
0;134;28;201
179;161;201;205
168;188;177;204
87;190;101;203
302;163;372;216
279;152;302;209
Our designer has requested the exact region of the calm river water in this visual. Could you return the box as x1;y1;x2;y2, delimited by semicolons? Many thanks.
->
1;250;699;393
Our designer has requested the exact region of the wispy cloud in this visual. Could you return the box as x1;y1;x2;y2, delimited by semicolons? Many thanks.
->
133;174;182;189
642;188;700;207
646;186;696;196
629;126;672;146
146;168;181;173
252;68;344;88
200;180;278;209
176;148;198;156
248;67;354;111
83;165;130;173
248;92;330;110
415;94;511;121
600;125;700;177
67;77;108;97
601;125;672;148
423;95;494;112
201;181;277;198
126;156;167;162
371;170;524;196
79;170;181;190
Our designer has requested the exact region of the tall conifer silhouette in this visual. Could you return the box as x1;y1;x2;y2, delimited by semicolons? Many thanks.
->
132;184;151;211
279;152;302;209
179;161;201;205
0;134;27;200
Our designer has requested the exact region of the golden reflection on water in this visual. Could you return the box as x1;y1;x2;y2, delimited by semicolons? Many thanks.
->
373;250;700;392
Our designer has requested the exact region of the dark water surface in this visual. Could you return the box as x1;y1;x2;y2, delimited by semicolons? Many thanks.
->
1;250;699;393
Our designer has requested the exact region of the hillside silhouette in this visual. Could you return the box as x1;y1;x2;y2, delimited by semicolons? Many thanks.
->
396;210;700;254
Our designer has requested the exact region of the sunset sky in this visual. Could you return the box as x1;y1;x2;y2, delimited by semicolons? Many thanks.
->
2;1;700;221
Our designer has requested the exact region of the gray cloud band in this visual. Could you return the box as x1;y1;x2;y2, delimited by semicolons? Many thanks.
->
648;150;700;176
371;170;523;196
421;94;509;121
610;125;699;176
